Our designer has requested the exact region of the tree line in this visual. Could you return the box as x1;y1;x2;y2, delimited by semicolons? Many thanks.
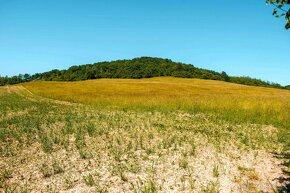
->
0;74;31;86
0;57;289;89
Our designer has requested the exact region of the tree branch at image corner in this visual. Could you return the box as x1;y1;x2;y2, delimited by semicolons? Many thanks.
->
266;0;290;29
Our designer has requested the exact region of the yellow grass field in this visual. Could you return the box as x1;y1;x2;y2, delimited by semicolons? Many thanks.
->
23;77;290;129
1;77;289;192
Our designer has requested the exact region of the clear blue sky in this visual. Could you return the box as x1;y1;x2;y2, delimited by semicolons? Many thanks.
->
0;0;289;85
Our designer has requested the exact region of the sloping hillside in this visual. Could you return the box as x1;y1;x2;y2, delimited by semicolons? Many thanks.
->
0;80;289;192
0;57;286;89
24;77;290;130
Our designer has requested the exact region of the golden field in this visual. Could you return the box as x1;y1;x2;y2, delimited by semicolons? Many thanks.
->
23;77;290;129
0;77;289;192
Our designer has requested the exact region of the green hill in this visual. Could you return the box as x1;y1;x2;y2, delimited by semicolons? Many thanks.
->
0;57;287;89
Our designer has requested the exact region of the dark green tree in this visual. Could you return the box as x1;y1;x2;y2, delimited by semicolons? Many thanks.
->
221;71;230;82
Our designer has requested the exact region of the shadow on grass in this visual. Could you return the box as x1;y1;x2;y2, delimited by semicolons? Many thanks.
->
272;152;289;193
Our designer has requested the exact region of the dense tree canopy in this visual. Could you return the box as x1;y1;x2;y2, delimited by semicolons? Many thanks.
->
0;57;288;90
267;0;290;29
0;74;31;86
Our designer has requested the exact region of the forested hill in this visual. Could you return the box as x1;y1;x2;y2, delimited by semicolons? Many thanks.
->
0;57;288;89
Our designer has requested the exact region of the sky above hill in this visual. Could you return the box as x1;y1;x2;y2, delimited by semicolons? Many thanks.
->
0;0;289;85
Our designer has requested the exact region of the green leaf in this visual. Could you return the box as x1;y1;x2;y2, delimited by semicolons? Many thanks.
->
285;21;290;29
286;9;290;18
273;8;278;15
276;13;285;18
